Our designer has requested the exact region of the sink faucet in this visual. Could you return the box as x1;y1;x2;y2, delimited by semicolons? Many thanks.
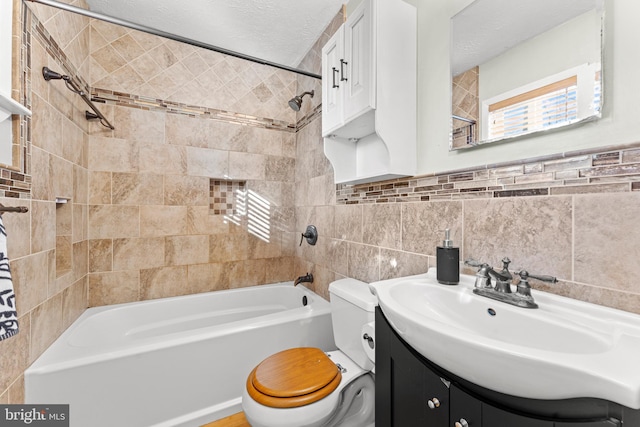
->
464;258;557;309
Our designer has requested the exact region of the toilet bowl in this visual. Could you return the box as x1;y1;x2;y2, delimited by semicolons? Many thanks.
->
241;278;377;427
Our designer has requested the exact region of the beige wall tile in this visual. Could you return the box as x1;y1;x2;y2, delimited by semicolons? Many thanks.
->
2;200;31;259
72;241;88;283
187;207;229;235
225;259;267;288
335;205;363;242
62;277;87;329
112;172;164;205
379;249;429;280
89;239;112;272
88;205;140;239
30;147;53;201
88;136;138;172
141;205;189;237
329;239;349;277
140;266;188;300
186;146;228;178
265;256;295;284
164;175;209;206
187;263;227;294
114;107;165;144
575;192;640;292
73;165;89;204
165;235;209;266
72;203;88;243
229;152;266;180
347;243;380;284
30;201;56;254
89;171;112;205
113;237;165;271
402;201;463;256
139;142;187;175
30;294;63;363
363;204;402;250
464;197;572;279
89;271;140;306
209;233;248;263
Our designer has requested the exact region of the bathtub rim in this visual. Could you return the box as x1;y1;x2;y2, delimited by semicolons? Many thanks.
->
26;282;330;375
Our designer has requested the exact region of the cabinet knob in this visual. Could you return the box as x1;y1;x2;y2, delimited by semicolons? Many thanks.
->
455;419;469;427
427;398;440;409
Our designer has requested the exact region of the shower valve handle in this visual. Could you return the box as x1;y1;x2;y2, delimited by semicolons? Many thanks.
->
332;67;339;88
299;225;318;246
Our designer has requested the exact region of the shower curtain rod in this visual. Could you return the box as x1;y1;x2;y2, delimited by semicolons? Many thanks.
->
24;0;322;80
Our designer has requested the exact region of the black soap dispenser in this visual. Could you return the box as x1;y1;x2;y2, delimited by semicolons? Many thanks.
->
437;228;459;285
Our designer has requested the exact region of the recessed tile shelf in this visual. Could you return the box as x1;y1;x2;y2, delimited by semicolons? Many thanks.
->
210;179;246;215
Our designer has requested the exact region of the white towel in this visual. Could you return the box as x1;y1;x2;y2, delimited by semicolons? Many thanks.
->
0;216;18;341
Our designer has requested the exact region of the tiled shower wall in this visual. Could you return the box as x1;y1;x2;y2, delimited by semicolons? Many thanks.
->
85;18;300;305
0;0;90;404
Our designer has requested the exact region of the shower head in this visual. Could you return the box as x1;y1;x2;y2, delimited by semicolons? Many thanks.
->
288;90;314;111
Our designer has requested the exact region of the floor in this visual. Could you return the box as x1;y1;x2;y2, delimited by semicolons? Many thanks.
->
201;412;251;427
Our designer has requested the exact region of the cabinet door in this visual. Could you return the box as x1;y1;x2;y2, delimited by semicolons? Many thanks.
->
451;385;482;427
484;404;553;427
342;0;374;122
321;26;344;135
391;345;449;426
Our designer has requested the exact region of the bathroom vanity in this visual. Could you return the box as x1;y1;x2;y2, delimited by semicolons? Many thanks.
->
375;307;640;426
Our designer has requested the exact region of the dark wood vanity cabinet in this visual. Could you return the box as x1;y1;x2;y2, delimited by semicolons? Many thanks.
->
375;307;625;427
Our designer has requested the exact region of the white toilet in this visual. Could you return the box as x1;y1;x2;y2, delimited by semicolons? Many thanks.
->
241;278;377;427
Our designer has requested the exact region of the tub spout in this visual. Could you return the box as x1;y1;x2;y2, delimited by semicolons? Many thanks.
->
294;273;314;286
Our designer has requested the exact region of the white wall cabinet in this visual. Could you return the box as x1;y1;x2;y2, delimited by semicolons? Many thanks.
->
322;0;416;185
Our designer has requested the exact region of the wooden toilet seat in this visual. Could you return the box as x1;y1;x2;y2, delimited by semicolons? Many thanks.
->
246;347;342;408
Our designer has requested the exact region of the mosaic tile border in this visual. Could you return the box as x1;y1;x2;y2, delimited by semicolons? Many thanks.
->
92;88;297;133
337;142;640;204
0;0;35;200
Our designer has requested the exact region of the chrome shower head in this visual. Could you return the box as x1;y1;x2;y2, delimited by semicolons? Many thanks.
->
288;90;314;111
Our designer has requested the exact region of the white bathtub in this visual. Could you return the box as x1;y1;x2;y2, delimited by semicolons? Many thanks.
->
25;283;335;427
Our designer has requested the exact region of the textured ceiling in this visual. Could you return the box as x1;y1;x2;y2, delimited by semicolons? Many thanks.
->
452;0;602;76
84;0;345;68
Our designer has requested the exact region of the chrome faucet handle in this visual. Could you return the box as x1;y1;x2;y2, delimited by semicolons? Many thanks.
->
464;258;486;268
515;270;557;298
516;270;557;283
464;259;493;288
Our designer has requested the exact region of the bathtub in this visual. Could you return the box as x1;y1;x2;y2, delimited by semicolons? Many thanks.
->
25;282;335;427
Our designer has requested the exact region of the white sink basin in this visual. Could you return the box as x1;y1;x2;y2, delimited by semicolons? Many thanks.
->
369;268;640;409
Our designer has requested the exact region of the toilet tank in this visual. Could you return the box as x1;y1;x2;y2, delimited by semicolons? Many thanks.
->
329;278;378;370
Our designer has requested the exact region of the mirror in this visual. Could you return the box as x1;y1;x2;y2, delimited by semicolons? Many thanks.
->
450;0;604;150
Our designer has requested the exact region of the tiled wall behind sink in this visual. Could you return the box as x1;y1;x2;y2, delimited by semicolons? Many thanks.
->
295;129;640;313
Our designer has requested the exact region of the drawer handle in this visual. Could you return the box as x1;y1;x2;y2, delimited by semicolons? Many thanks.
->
427;398;440;409
455;419;469;427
